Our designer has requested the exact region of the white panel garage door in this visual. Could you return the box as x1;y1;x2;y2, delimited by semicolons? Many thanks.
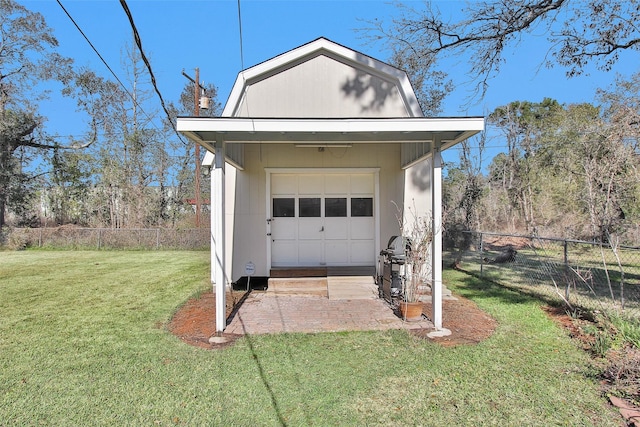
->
270;172;375;267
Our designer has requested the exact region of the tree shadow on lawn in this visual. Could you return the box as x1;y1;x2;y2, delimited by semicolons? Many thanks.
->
450;266;540;306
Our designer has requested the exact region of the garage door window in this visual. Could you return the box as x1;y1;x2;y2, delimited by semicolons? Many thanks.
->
299;198;321;217
325;197;347;217
273;198;295;217
351;197;373;217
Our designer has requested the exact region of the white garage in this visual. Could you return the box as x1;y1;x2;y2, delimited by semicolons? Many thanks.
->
177;37;484;333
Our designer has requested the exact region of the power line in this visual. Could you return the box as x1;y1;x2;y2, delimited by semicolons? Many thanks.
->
119;0;184;140
237;0;245;71
56;0;129;101
56;0;184;143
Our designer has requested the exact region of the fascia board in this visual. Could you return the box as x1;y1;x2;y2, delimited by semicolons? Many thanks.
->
178;117;484;134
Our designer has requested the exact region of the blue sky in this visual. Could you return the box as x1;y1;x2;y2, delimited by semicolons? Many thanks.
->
24;0;639;167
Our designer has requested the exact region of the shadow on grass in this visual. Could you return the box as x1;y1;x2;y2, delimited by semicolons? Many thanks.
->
449;266;562;309
226;290;288;427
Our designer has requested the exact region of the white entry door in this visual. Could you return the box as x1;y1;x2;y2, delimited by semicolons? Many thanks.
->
270;172;375;267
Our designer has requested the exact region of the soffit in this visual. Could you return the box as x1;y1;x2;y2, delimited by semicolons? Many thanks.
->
177;116;484;152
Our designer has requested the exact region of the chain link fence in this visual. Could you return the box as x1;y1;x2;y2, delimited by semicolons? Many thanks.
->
447;231;640;320
4;227;211;250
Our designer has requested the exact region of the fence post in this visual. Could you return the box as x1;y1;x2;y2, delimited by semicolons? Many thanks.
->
479;232;484;277
97;229;102;250
39;229;42;248
156;229;160;250
564;239;570;301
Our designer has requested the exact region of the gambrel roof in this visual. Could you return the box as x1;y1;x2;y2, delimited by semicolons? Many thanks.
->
222;37;423;118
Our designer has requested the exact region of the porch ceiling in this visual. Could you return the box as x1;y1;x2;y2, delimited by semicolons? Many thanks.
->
176;117;484;153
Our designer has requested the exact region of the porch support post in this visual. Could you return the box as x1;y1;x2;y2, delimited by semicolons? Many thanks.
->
213;138;226;334
210;161;216;286
431;138;443;330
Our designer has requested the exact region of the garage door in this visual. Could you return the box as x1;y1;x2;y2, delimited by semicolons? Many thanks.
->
270;173;375;267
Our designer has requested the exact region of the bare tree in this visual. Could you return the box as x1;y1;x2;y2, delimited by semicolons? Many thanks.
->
366;0;639;98
443;133;487;266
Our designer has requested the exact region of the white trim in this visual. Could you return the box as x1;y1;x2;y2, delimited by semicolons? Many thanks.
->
179;117;484;135
374;170;380;267
431;141;443;330
265;170;272;271
265;167;380;271
213;139;226;334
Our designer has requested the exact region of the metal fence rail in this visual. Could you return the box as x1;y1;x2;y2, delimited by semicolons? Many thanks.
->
6;227;211;250
448;231;640;320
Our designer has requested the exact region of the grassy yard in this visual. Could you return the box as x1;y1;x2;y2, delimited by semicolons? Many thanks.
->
0;251;620;425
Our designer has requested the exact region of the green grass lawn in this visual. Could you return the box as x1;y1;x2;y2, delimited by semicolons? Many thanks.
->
0;251;620;425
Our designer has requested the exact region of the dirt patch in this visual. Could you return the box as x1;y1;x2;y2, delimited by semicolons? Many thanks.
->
483;235;533;251
415;296;498;346
168;291;246;350
542;305;596;351
168;291;497;349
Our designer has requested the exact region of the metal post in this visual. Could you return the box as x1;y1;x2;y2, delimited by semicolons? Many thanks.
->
479;233;484;277
564;239;570;301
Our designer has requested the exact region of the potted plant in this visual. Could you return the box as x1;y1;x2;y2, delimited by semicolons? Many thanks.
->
394;203;433;321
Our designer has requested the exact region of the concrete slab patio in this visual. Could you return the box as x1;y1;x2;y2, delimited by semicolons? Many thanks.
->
225;276;435;335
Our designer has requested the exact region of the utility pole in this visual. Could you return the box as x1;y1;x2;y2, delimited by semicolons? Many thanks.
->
182;68;204;227
194;68;201;228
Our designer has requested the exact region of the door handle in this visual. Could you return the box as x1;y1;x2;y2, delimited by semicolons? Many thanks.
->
320;226;324;232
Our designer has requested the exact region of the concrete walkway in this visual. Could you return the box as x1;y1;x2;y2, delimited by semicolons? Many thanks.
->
225;276;434;335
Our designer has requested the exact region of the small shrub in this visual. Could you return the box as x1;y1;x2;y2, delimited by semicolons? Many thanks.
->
610;315;640;349
6;229;30;250
590;331;612;358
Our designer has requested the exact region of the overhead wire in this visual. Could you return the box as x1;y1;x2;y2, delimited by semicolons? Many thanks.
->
57;0;187;145
237;0;256;132
237;0;245;72
56;0;174;141
55;0;129;102
118;0;186;142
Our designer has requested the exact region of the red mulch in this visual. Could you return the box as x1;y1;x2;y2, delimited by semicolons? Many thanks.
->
168;291;498;350
168;291;246;350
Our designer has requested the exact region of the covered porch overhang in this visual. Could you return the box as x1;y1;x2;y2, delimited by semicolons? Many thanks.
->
178;117;484;169
176;116;485;335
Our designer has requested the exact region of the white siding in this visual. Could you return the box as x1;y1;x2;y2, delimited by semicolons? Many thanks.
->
230;143;404;279
234;55;411;118
404;158;433;227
